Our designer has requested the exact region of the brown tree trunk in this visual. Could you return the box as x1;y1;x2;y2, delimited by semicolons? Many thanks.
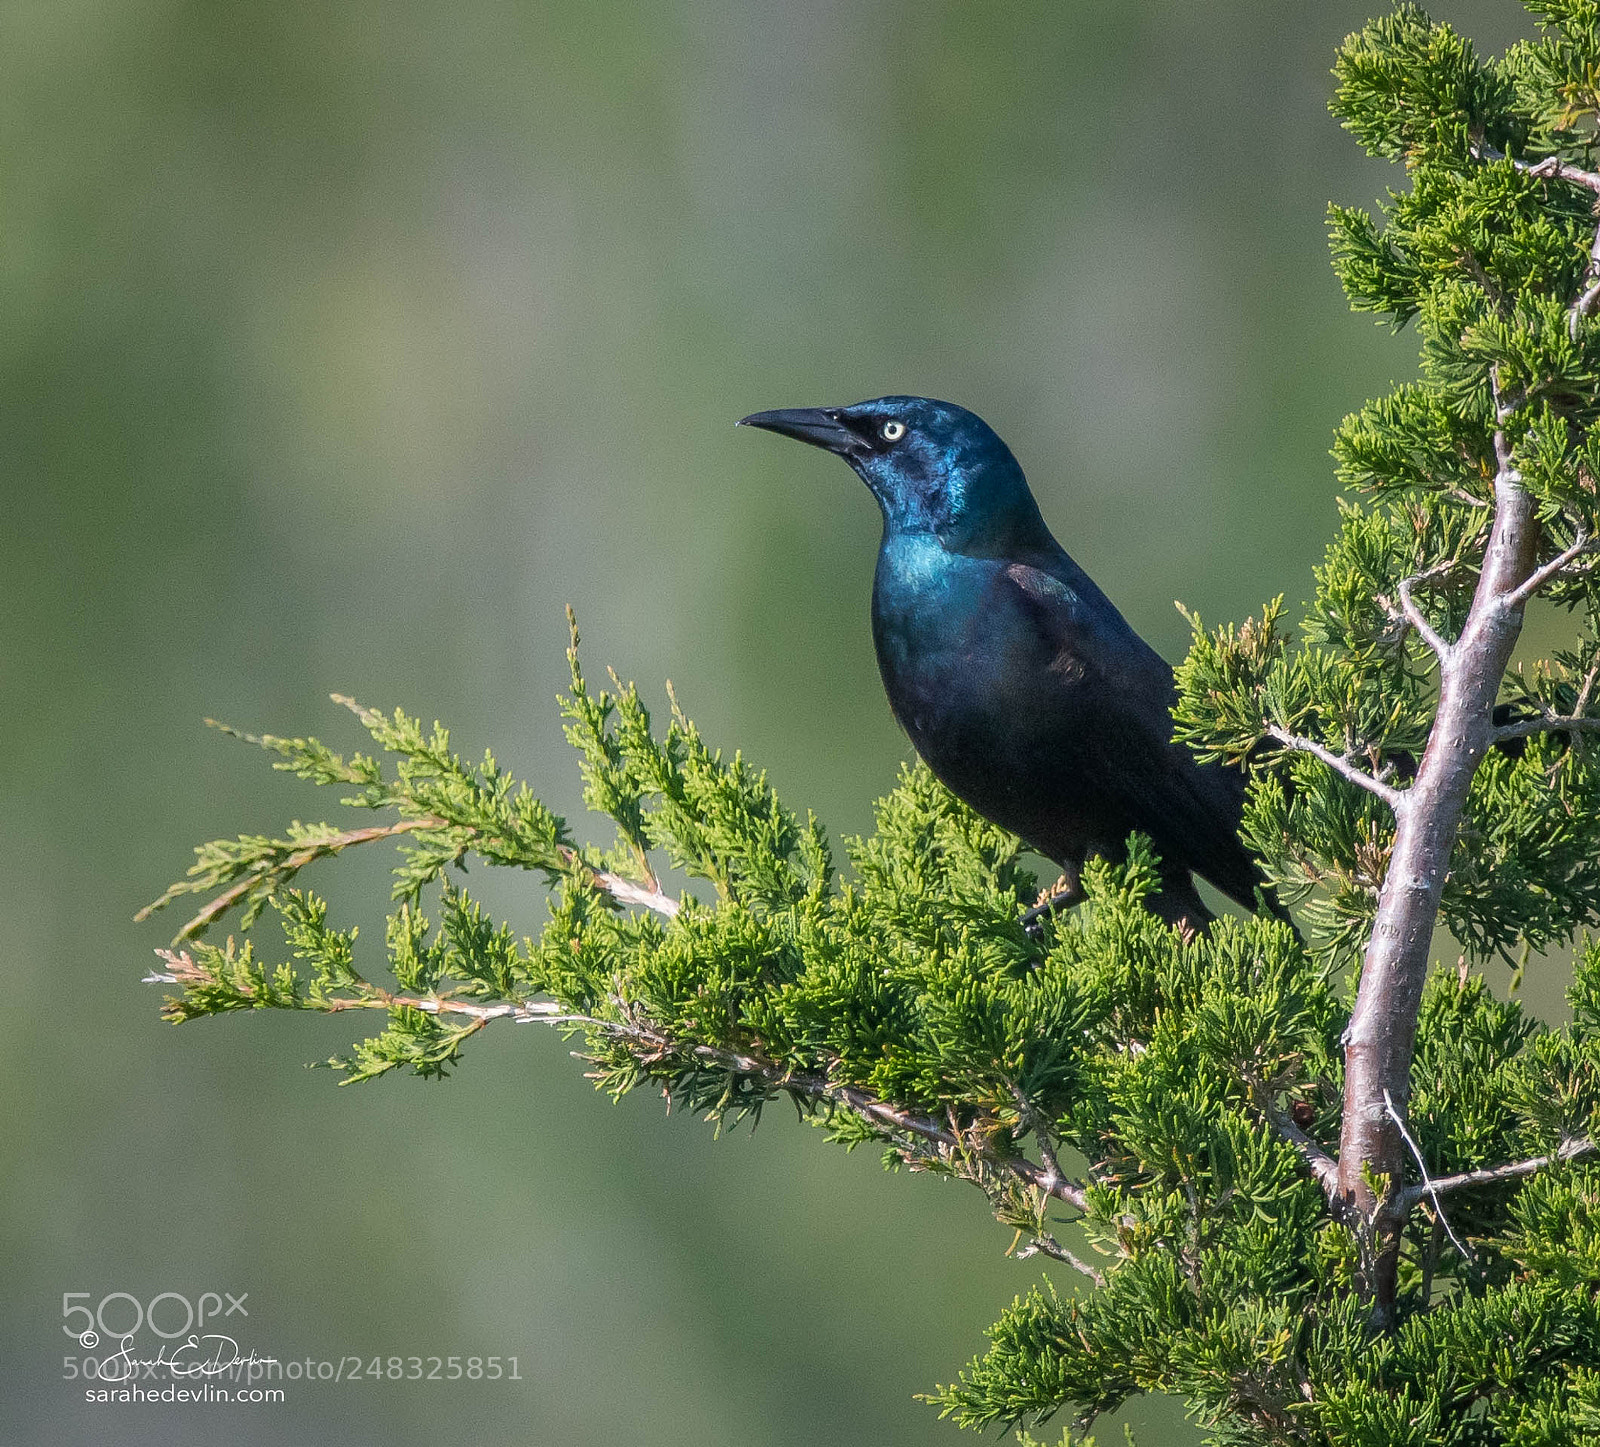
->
1335;450;1540;1323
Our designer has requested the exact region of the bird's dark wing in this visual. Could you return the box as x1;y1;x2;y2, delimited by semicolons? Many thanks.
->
1001;559;1269;912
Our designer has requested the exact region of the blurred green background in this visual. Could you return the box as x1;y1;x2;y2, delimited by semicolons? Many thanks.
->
0;2;1557;1443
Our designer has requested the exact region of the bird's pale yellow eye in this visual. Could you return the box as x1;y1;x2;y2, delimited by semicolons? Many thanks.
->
881;420;906;442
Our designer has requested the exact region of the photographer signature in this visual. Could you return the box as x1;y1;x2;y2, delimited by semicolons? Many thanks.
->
87;1334;276;1382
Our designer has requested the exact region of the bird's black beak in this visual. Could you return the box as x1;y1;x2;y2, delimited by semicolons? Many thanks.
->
737;407;862;456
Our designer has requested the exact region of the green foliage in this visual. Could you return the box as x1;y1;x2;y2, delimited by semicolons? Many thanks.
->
144;658;1600;1443
139;4;1600;1443
1178;0;1600;972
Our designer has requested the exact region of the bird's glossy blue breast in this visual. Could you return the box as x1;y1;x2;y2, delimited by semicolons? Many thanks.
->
870;534;1032;742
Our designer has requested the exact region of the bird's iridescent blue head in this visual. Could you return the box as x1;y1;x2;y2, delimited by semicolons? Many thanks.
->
738;396;1049;551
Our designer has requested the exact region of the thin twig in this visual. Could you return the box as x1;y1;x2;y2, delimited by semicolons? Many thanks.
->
1489;655;1600;745
141;818;447;939
1384;1091;1475;1263
1572;279;1600;340
1489;714;1600;744
1008;1080;1068;1193
149;953;1092;1213
1474;144;1600;195
1250;1085;1342;1201
1573;188;1600;339
575;853;681;917
1395;563;1457;660
144;952;596;1024
1502;527;1595;610
1399;1136;1598;1208
812;1074;1088;1210
656;1039;1091;1210
153;822;681;938
1576;658;1600;721
1265;728;1405;810
1014;1234;1105;1284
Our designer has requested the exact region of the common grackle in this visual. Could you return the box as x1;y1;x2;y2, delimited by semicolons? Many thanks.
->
739;395;1289;932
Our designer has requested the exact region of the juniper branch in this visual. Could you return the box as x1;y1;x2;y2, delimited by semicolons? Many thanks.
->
147;949;589;1023
1488;714;1600;742
1334;369;1546;1321
1472;143;1600;195
566;850;682;918
1012;1234;1105;1284
1248;1082;1343;1202
1395;562;1457;661
1502;526;1595;609
1399;1136;1599;1207
1264;727;1404;810
680;1050;1092;1213
137;818;447;941
149;949;1089;1210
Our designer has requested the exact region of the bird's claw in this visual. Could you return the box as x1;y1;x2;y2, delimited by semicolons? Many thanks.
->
1021;874;1084;937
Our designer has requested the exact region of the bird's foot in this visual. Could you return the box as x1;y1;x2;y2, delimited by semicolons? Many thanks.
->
1021;874;1085;937
1033;874;1076;909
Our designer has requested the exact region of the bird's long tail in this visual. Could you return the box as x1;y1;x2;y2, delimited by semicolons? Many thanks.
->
1025;866;1303;943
